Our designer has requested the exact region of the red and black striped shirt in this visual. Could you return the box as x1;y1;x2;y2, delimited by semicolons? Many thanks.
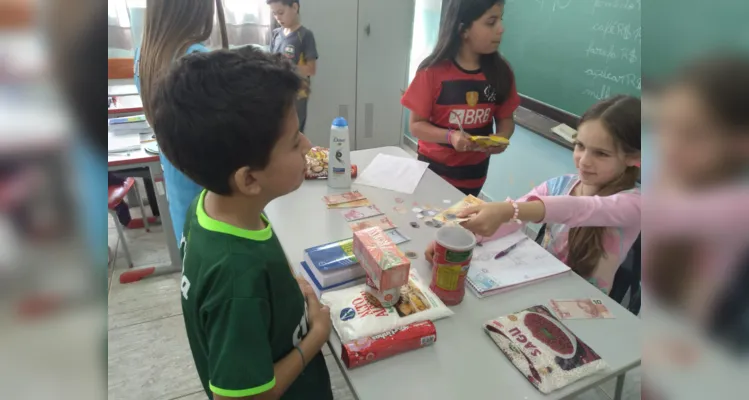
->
401;60;520;192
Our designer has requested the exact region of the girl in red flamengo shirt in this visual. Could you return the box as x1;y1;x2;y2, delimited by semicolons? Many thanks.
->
401;0;520;197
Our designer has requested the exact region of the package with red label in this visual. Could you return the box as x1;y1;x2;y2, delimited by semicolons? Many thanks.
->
342;320;436;368
353;226;410;291
305;147;358;180
483;305;608;394
364;275;400;308
321;271;453;343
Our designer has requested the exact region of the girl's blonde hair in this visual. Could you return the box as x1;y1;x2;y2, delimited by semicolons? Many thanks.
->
139;0;228;121
566;95;641;278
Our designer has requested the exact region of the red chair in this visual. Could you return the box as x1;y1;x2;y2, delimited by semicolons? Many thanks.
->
108;177;149;268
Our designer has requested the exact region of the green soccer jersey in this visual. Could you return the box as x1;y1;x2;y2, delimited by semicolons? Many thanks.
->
179;190;333;399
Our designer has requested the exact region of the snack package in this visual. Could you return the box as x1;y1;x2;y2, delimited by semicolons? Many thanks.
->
341;320;436;369
469;135;509;149
321;272;453;343
484;305;608;394
353;227;410;290
306;147;358;180
433;195;485;225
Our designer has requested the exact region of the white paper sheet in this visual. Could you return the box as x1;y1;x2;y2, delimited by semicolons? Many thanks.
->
354;153;428;194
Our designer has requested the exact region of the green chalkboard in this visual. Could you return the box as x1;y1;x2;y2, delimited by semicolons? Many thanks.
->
642;1;749;81
500;0;641;116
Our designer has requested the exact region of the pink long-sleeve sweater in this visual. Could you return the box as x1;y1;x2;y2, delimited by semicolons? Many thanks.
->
485;174;641;293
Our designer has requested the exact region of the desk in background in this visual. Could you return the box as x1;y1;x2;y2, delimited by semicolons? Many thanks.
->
108;135;181;282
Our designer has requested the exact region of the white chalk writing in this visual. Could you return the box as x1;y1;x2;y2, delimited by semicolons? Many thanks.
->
585;41;618;63
593;0;640;13
533;0;573;12
584;68;641;89
583;84;612;101
591;21;641;42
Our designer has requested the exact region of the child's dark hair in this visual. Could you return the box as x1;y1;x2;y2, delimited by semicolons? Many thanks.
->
266;0;300;11
567;95;641;279
648;55;749;308
672;54;749;132
150;46;302;195
420;0;512;105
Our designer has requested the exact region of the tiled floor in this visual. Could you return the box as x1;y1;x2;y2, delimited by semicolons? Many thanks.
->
107;211;640;400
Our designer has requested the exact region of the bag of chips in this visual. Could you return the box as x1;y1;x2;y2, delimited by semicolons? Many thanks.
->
321;272;453;343
305;147;358;180
484;305;608;393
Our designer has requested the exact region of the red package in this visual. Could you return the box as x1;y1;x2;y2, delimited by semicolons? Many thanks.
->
341;320;437;368
305;147;358;180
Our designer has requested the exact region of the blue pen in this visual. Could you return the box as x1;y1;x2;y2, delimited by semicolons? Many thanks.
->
494;238;528;259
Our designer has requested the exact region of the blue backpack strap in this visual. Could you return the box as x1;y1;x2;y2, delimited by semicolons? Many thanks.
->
185;43;209;55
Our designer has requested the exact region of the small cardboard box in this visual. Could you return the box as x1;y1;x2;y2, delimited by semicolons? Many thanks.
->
353;226;410;291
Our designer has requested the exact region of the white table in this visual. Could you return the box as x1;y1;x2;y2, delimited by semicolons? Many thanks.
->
265;146;641;400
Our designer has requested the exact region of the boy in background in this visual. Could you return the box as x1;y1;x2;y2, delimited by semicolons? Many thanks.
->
150;47;333;400
268;0;318;133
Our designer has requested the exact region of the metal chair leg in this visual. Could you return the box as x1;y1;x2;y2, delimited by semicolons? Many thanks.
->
109;210;134;268
133;179;150;232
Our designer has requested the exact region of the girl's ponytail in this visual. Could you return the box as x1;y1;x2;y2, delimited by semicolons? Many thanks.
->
566;166;640;278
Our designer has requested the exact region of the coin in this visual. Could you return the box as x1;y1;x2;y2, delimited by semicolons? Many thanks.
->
405;251;418;259
410;222;419;228
424;220;434;227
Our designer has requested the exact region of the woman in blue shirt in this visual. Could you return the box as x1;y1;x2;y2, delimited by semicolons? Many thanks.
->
134;0;227;244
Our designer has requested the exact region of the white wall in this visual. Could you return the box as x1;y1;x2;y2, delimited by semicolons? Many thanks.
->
301;0;415;150
302;0;359;147
354;0;414;150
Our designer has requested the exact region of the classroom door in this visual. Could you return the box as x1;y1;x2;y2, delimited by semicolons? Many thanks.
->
354;0;414;150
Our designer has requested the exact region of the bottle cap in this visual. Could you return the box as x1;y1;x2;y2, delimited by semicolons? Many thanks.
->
332;117;348;128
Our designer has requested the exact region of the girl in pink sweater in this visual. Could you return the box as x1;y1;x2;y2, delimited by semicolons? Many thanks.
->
427;95;641;294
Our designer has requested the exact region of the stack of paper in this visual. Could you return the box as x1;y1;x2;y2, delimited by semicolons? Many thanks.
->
355;154;428;194
467;231;570;298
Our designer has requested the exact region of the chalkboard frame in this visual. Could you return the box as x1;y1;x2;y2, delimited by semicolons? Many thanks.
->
515;95;578;151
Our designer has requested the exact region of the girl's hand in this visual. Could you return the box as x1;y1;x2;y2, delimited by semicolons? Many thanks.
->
457;202;514;237
483;143;508;155
449;130;478;152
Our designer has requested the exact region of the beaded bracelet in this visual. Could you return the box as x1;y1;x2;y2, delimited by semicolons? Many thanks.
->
505;197;521;224
446;128;455;145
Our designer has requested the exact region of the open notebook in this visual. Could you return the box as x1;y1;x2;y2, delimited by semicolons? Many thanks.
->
467;231;570;298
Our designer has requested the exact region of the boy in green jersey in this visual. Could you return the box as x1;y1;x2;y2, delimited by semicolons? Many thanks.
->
150;46;333;400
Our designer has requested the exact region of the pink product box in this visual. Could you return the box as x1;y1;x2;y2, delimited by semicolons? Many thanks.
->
353;226;411;291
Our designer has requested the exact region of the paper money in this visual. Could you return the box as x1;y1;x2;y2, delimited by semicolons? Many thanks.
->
327;199;372;209
385;228;410;244
433;195;485;224
549;299;614;319
341;205;383;222
349;216;397;232
324;191;365;205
